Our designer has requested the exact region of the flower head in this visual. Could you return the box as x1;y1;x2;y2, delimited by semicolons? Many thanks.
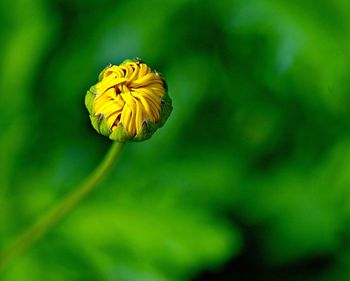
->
85;59;172;142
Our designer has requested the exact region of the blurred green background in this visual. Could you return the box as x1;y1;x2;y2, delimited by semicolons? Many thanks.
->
1;0;350;280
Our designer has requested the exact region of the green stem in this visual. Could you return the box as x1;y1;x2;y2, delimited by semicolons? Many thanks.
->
0;141;124;272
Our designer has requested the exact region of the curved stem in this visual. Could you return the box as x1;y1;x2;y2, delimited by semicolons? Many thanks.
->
0;141;124;272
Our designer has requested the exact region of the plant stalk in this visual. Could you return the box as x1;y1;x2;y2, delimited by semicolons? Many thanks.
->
0;141;124;272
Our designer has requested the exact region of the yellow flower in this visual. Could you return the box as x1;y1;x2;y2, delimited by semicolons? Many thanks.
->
85;59;172;142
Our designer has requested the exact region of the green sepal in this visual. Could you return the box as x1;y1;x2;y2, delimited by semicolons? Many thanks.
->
85;86;96;115
89;114;111;137
109;124;132;142
89;115;100;133
159;91;173;128
99;117;111;137
133;120;158;142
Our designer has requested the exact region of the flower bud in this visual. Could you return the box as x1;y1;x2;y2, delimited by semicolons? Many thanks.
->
85;59;172;142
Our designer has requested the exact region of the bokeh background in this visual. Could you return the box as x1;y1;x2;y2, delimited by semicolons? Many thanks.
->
1;0;350;280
